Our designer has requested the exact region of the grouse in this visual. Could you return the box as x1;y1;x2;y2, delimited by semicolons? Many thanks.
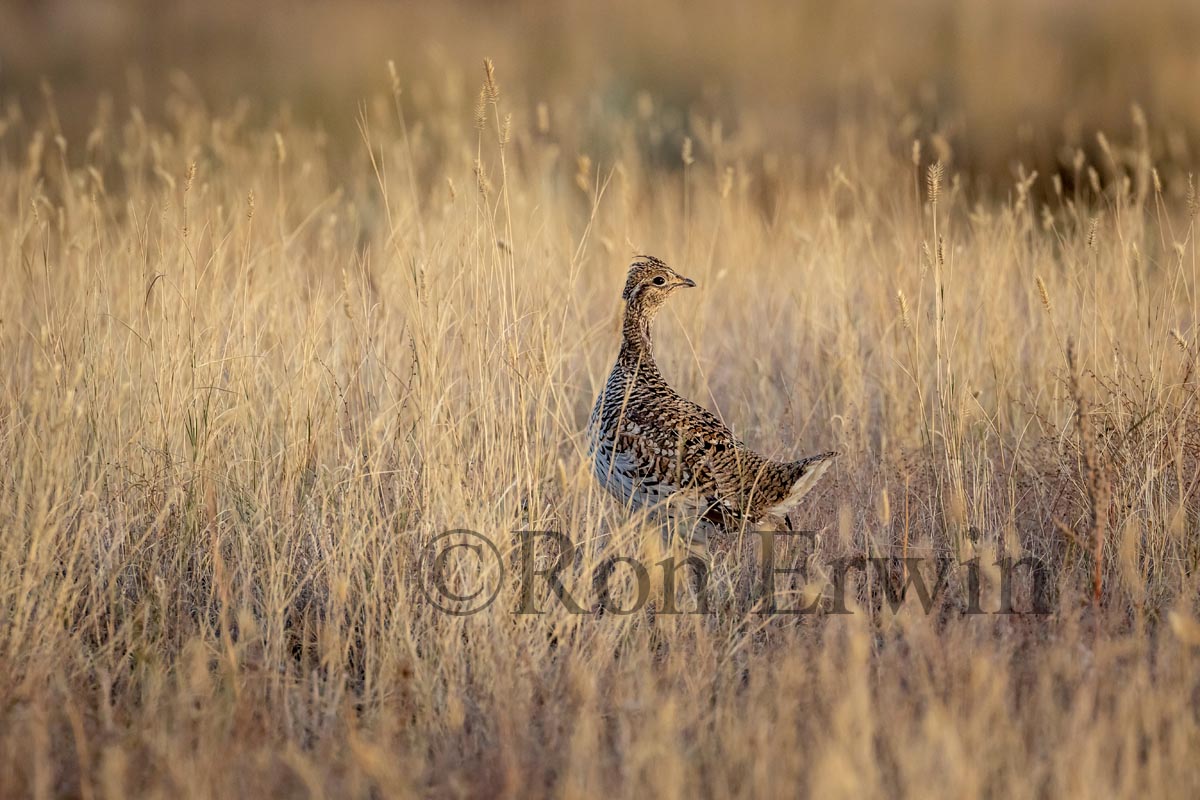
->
587;256;836;548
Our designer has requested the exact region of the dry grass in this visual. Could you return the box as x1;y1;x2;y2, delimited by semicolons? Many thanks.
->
7;0;1200;186
3;50;1200;797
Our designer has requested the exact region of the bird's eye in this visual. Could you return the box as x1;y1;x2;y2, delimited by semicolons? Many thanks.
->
652;276;667;286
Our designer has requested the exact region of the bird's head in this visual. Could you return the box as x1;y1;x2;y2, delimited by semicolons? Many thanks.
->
621;256;696;312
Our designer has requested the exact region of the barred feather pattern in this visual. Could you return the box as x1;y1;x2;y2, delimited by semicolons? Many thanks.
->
587;257;837;536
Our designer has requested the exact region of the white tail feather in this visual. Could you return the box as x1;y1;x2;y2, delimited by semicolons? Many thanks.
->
765;457;833;516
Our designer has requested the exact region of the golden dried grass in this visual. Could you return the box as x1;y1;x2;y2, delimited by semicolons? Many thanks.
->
1;56;1199;797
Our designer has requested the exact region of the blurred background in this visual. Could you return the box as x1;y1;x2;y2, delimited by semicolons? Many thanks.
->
2;0;1199;191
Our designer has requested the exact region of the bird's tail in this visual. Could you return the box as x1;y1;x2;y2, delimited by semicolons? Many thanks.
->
764;451;838;517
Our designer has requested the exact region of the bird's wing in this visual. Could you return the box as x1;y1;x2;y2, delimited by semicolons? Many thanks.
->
669;401;814;523
663;401;768;524
603;402;723;512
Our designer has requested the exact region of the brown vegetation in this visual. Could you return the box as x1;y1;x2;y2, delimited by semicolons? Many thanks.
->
2;2;1200;797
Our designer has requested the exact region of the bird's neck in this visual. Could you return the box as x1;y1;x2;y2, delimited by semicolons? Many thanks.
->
619;302;656;364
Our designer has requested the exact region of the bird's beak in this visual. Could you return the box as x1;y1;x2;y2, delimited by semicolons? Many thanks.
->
680;276;697;288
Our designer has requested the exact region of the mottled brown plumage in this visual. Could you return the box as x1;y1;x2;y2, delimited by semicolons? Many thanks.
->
588;256;836;543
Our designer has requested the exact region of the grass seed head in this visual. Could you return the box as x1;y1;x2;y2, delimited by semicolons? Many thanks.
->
483;58;499;102
926;160;943;205
387;59;401;98
1036;275;1051;311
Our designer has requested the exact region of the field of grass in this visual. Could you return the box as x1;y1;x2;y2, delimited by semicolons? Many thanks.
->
3;3;1200;797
